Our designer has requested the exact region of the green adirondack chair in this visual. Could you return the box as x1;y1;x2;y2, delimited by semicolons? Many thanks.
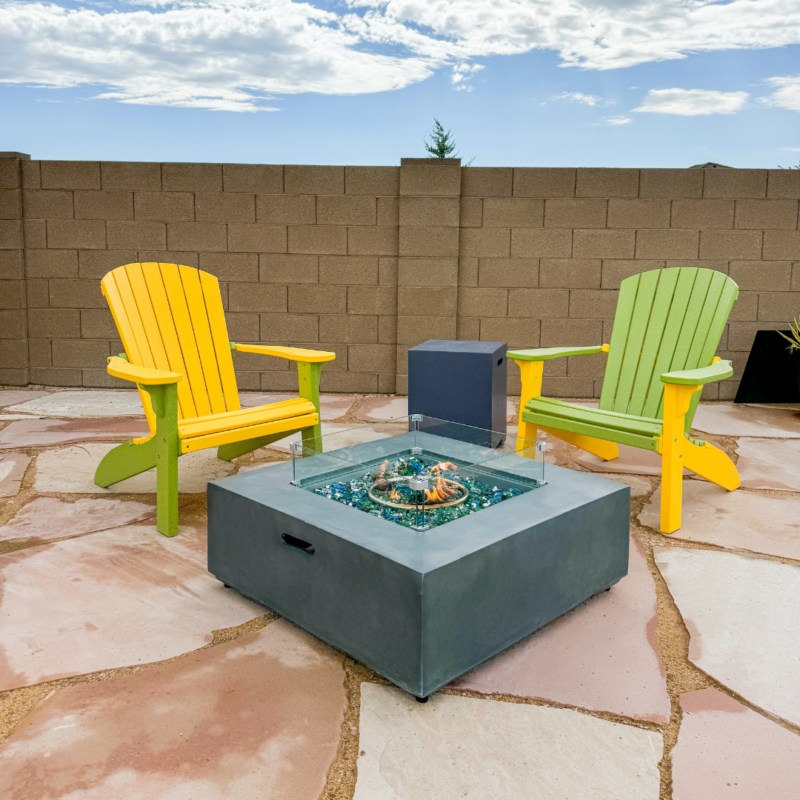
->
509;267;741;533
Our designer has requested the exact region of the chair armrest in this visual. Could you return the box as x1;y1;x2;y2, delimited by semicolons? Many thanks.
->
661;360;733;386
507;345;607;362
107;356;182;385
232;343;336;363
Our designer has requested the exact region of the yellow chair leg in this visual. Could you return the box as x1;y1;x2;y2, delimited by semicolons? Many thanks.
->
538;425;620;461
516;420;539;458
514;359;545;459
683;440;740;491
659;383;701;534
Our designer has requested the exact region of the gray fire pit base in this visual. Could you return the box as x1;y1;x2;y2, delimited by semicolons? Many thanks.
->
207;433;629;698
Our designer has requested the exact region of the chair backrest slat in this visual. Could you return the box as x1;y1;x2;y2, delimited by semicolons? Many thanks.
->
201;270;240;411
179;265;228;416
640;268;704;419
159;265;214;418
600;268;738;427
605;270;661;413
141;264;198;419
101;263;241;428
627;268;681;415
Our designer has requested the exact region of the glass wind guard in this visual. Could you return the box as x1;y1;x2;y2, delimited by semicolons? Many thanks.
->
290;415;546;531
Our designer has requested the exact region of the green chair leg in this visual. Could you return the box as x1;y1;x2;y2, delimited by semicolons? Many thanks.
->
94;383;179;537
143;383;180;537
297;361;324;452
94;437;158;487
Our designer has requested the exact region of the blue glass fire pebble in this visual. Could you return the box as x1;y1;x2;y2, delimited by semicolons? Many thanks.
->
311;455;540;531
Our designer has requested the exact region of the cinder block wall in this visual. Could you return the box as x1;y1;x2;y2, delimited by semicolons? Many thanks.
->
1;154;799;399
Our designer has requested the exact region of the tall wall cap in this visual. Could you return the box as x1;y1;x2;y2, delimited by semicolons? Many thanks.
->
401;158;462;166
0;152;31;160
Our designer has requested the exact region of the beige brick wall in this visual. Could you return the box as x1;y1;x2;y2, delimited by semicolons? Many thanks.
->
0;155;28;385
453;166;800;399
3;156;799;401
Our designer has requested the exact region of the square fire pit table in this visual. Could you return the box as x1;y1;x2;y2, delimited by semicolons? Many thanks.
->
207;417;630;699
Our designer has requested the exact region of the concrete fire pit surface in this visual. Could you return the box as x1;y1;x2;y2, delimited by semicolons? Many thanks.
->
207;432;630;698
1;390;800;799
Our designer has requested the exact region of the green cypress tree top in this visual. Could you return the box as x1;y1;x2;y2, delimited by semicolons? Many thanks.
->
424;118;458;159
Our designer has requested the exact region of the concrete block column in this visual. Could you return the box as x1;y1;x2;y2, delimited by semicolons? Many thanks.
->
0;153;30;385
395;158;461;394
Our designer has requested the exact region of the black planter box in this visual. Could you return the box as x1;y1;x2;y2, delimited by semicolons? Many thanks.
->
735;330;800;404
207;433;629;698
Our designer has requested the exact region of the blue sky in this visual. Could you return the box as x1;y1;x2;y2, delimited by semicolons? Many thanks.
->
1;0;799;167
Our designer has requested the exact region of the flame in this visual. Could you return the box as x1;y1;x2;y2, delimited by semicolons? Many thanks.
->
390;488;400;501
436;477;452;498
431;461;458;475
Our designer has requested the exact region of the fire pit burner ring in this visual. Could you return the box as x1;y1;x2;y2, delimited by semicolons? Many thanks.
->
368;476;469;510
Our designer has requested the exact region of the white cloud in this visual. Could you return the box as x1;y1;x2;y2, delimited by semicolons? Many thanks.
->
0;0;438;111
451;61;483;91
351;0;800;70
1;0;800;110
554;92;602;106
634;88;749;116
761;75;800;111
604;116;632;125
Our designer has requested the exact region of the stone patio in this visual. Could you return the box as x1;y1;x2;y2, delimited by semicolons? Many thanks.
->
1;388;799;799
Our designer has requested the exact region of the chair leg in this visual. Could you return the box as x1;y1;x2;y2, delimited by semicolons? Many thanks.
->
143;384;179;538
659;382;702;534
683;440;740;491
516;420;539;457
297;361;324;452
659;440;684;534
94;437;158;487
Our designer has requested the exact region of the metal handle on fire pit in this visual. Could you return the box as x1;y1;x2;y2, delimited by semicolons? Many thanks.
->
281;533;315;555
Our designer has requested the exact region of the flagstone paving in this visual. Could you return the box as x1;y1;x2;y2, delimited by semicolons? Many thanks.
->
735;437;800;491
0;620;347;800
0;389;50;408
0;417;150;449
354;395;408;422
640;482;800;561
34;443;236;494
353;684;663;799
236;460;287;473
455;536;670;723
0;497;156;542
269;422;392;453
5;390;146;418
654;546;800;727
671;688;800;800
506;426;570;466
0;523;263;691
2;396;800;798
574;443;689;476
692;403;800;438
599;473;653;497
0;453;30;498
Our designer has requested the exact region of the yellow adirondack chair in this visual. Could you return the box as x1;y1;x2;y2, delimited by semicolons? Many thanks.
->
510;267;741;534
93;262;335;537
